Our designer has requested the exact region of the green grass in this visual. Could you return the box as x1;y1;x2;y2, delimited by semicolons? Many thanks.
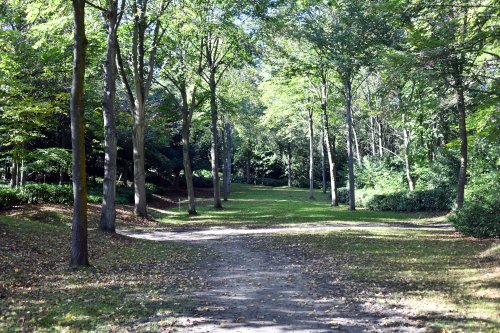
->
150;183;445;227
271;228;499;332
0;213;204;332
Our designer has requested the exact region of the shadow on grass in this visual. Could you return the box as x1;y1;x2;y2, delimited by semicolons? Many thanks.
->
269;228;499;331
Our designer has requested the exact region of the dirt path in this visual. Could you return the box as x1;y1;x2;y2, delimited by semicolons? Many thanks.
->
119;226;433;332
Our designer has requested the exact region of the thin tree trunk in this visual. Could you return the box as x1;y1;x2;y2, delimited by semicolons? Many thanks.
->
222;121;228;201
100;0;119;232
70;0;89;268
344;78;355;210
370;116;376;156
353;120;361;166
402;113;414;191
20;160;25;187
454;71;467;209
321;129;326;194
377;117;383;157
132;105;147;216
209;72;222;209
9;162;17;188
225;122;231;195
180;88;196;215
321;76;337;206
287;142;292;187
308;109;315;200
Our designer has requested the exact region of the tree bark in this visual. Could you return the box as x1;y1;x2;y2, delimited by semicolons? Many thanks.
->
20;160;25;187
377;117;383;157
222;121;228;201
321;129;326;194
209;72;222;209
370;116;376;156
100;0;119;232
454;70;467;209
132;104;147;216
222;122;231;199
353;120;361;166
226;123;232;194
180;87;196;215
402;113;414;191
321;76;338;206
344;78;355;210
70;0;89;268
9;162;17;188
307;109;315;200
287;142;292;187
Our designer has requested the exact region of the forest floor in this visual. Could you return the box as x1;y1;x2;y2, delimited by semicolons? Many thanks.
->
1;184;499;332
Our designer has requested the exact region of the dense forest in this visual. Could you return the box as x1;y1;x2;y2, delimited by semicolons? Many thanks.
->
1;0;499;262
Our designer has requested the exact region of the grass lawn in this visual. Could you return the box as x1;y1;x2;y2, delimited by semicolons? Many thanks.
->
150;183;446;227
0;210;205;332
1;184;498;332
270;229;499;332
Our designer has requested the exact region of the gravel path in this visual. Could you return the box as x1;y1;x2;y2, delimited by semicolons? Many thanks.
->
119;225;433;332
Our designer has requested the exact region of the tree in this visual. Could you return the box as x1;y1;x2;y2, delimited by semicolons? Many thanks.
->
70;0;89;268
117;0;169;217
409;0;497;208
98;0;125;232
302;0;393;210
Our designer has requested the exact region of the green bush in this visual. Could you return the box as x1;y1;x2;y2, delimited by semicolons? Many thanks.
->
0;188;25;209
192;176;213;188
22;184;73;205
449;171;500;238
336;187;376;207
449;198;500;238
367;187;453;212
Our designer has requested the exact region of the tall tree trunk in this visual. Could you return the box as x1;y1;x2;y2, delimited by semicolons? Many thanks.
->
20;160;25;187
225;122;232;195
100;0;119;232
353;120;361;166
370;116;376;156
344;78;355;210
454;71;467;209
308;109;315;200
209;72;222;209
321;129;326;194
9;162;17;188
180;89;196;215
70;0;89;268
402;113;414;191
132;104;147;216
222;121;228;201
321;81;338;206
287;142;292;187
377;117;383;157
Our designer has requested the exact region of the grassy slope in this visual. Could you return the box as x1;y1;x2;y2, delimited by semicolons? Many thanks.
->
151;183;445;227
0;212;204;332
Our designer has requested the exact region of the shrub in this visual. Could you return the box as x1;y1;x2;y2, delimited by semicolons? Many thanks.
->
367;187;453;212
0;188;24;210
449;198;500;238
336;187;377;207
450;171;500;238
192;176;213;188
22;183;73;205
